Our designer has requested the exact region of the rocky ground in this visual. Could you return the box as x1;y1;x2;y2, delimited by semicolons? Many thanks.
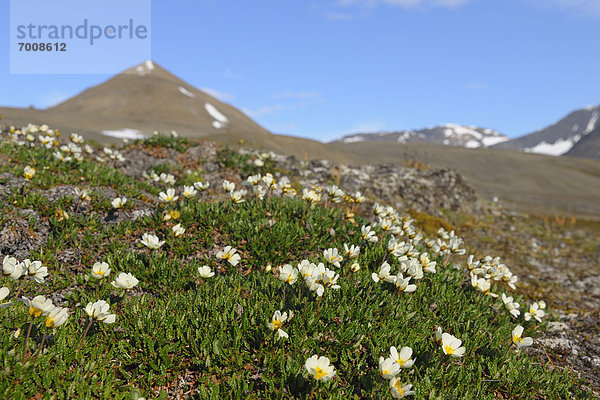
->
1;139;599;396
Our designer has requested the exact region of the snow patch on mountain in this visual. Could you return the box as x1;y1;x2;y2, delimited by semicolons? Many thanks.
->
585;112;598;134
343;135;365;143
205;103;229;129
102;129;145;139
178;86;195;98
525;138;578;156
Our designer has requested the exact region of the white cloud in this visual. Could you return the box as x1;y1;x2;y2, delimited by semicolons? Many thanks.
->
529;0;600;18
201;88;236;102
242;104;293;117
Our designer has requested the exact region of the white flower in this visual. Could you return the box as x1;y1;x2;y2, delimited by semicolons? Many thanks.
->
24;295;54;317
24;259;48;284
350;262;361;272
0;287;10;302
216;246;241;266
91;262;111;279
45;306;69;328
323;248;343;268
394;274;417;294
441;333;466;357
141;233;165;249
267;310;290;339
84;300;116;323
193;181;210;191
23;166;36;180
389;379;415;399
254;158;264;167
159;173;176;185
304;355;336;382
524;302;545;323
372;262;395;283
75;187;91;201
501;293;520;318
390;346;414;368
172;224;186;237
111;272;139;290
279;264;299;285
198;265;215;278
159;188;178;203
223;180;235;193
229;190;247;204
361;225;378;243
343;243;360;259
111;197;127;209
512;325;533;348
420;253;437;274
247;174;262;186
2;256;24;280
379;356;401;379
182;185;197;199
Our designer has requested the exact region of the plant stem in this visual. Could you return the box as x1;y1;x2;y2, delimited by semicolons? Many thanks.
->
22;319;34;364
77;319;94;353
32;328;48;362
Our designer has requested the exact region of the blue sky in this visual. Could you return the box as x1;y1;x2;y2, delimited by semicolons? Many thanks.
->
1;0;599;141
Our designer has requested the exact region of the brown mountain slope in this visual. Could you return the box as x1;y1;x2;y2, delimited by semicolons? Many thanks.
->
330;141;600;217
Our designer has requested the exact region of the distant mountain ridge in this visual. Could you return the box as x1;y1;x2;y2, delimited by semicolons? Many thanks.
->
333;124;509;149
334;105;600;158
493;105;600;156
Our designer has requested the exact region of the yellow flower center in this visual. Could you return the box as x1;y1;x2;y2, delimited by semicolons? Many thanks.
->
286;276;293;284
314;367;327;380
444;345;454;355
271;319;283;331
29;307;42;318
397;358;406;366
513;335;522;343
45;316;55;328
393;380;405;395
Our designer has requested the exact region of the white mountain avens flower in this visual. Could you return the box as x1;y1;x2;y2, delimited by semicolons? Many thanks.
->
350;262;361;272
379;356;401;379
524;302;545;323
441;333;466;358
361;225;378;243
501;293;520;318
3;256;24;280
111;197;127;209
159;173;176;185
172;224;186;237
222;180;235;193
198;265;215;278
420;253;436;274
323;248;343;268
279;264;299;285
389;379;415;399
267;310;290;339
159;188;178;203
343;243;360;259
91;262;111;279
141;233;165;250
84;300;116;324
229;190;247;204
247;174;262;186
182;185;197;199
216;246;241;266
24;260;48;284
45;306;69;329
23;166;36;180
0;287;9;302
24;295;54;318
512;325;533;349
74;187;91;201
372;262;395;283
193;181;210;191
111;272;139;290
394;274;417;294
390;346;414;368
304;355;336;382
